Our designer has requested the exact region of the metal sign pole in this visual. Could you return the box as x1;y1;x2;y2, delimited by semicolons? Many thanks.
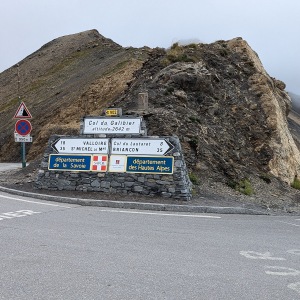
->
17;64;26;168
21;142;26;168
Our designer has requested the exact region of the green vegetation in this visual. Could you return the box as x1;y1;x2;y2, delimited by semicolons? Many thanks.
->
184;43;198;49
189;116;201;123
161;43;198;66
164;86;174;95
189;172;199;185
228;178;254;196
218;48;229;57
27;78;45;93
291;176;300;189
259;173;272;184
0;97;20;113
188;137;198;150
103;60;130;76
45;48;90;77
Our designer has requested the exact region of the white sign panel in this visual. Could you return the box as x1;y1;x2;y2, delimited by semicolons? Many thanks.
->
109;155;127;172
14;133;32;143
52;138;109;154
111;138;174;155
83;117;142;134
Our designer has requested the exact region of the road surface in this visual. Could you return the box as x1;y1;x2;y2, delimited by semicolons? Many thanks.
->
0;191;299;299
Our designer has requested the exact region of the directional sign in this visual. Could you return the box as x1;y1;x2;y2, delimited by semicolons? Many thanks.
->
111;138;174;156
14;133;32;143
51;138;109;154
14;102;32;119
126;156;174;174
15;119;32;136
83;117;142;134
48;154;92;171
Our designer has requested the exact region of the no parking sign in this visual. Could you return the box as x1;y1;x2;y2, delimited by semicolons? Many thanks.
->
15;119;32;136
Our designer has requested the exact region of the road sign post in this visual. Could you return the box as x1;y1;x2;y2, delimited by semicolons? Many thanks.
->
14;119;32;168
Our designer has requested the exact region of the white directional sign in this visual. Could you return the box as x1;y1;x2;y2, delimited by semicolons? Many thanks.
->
51;138;109;154
111;138;174;155
83;117;142;134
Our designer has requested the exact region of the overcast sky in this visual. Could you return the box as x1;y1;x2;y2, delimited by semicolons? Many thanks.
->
0;0;299;94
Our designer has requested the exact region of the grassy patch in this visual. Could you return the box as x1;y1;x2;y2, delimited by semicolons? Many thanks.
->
0;97;20;113
259;173;272;184
103;60;130;76
45;48;90;77
189;172;199;185
189;116;201;123
188;137;198;150
291;176;300;189
162;43;198;66
164;86;174;95
228;178;254;196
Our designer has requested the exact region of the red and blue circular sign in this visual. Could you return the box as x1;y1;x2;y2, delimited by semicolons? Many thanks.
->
15;119;32;136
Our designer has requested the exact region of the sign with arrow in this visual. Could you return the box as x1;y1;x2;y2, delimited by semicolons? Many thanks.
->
51;138;109;154
111;138;174;156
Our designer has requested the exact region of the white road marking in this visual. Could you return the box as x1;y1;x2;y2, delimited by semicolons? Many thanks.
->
265;266;300;276
278;221;300;227
0;194;71;208
0;210;40;221
97;209;221;218
288;282;300;295
240;251;286;261
287;249;300;256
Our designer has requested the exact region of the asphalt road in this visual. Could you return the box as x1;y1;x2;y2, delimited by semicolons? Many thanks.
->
0;191;299;300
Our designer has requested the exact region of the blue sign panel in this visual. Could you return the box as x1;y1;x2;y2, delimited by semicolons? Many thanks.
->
48;154;92;171
126;156;174;174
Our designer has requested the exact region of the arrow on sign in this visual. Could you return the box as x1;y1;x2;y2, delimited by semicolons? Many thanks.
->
111;138;174;156
51;138;109;154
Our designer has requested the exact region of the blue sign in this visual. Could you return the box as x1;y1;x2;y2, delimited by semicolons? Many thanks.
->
126;156;174;174
48;154;92;171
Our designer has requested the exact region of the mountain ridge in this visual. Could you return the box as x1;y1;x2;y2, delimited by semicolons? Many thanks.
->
1;29;300;207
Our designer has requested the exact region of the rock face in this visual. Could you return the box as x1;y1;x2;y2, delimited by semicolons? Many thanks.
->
115;39;300;183
0;31;299;186
227;39;300;183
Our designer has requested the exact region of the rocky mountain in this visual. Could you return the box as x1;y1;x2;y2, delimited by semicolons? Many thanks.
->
1;29;300;194
0;29;149;161
116;39;300;185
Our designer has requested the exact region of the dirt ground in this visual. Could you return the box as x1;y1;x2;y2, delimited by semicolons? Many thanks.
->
0;160;299;216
